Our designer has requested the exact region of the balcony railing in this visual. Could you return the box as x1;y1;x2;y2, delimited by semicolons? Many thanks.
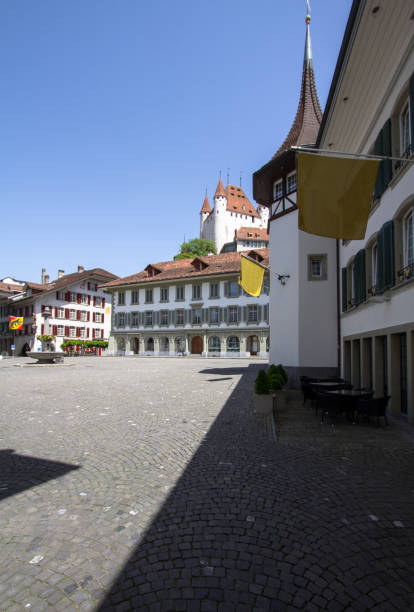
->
397;263;414;284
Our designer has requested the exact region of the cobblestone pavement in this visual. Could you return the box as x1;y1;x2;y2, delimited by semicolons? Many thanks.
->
0;357;413;611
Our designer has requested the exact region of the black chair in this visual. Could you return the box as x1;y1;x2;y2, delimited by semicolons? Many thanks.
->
316;392;340;424
356;396;390;426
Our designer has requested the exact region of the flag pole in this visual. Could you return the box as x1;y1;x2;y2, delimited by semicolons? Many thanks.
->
241;253;290;284
292;145;414;165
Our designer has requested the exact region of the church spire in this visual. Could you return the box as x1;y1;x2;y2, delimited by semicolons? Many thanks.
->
272;4;322;158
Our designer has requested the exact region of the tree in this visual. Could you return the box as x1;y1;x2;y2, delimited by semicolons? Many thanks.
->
174;238;217;260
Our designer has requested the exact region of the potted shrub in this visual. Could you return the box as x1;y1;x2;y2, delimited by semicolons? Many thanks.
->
269;364;289;410
253;369;273;415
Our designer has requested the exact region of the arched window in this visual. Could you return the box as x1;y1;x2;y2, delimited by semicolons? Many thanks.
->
146;337;154;352
227;336;240;352
175;337;185;354
208;336;220;352
160;337;169;353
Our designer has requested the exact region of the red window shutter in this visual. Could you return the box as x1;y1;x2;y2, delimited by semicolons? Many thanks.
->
93;312;95;322
87;311;90;321
77;327;80;337
88;295;90;305
102;314;104;323
93;296;96;306
55;307;58;317
56;291;59;300
87;327;89;337
65;308;69;319
41;305;45;313
41;324;44;334
77;310;81;321
87;282;90;290
102;298;105;308
101;329;104;338
65;326;69;336
53;325;57;335
77;293;81;303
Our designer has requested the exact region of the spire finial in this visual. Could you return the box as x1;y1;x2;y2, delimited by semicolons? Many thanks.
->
306;0;311;23
304;0;312;63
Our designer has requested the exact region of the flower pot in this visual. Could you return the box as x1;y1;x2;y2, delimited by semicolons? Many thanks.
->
253;393;273;415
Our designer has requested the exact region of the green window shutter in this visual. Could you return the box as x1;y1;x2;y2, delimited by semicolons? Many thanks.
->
264;304;269;322
169;310;175;325
202;308;207;323
354;249;366;305
258;305;262;321
222;307;228;323
410;71;414;148
341;268;348;312
238;306;242;321
153;311;158;326
382;119;393;188
224;282;229;297
383;220;394;290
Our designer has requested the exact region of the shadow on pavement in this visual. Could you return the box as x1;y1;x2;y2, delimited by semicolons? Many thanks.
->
199;366;251;376
0;448;80;501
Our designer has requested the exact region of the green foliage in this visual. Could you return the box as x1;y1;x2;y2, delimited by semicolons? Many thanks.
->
268;372;284;391
267;364;278;377
174;238;217;260
61;340;109;350
255;369;269;395
37;334;56;342
276;364;288;385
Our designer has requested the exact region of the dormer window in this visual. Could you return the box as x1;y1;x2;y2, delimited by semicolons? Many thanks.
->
273;179;283;200
191;258;208;272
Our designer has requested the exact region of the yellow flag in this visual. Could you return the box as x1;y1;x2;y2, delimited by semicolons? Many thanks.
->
238;256;265;297
9;316;23;330
297;153;380;240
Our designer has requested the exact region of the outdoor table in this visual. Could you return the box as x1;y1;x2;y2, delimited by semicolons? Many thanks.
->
323;389;374;422
310;381;348;390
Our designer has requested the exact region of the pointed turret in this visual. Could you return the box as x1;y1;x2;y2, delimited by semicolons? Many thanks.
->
200;193;211;213
272;9;322;158
214;177;226;198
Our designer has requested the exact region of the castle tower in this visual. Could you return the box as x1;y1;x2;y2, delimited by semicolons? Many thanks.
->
212;178;228;250
253;5;338;384
200;193;211;236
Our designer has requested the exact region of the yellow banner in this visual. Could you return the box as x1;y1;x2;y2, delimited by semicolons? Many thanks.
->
297;153;380;240
238;256;265;297
9;316;24;330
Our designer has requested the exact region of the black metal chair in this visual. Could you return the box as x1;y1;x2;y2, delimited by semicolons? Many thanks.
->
316;392;340;424
356;396;390;426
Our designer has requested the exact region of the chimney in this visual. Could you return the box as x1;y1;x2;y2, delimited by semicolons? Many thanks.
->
78;265;84;273
41;268;46;284
44;274;50;284
58;270;65;279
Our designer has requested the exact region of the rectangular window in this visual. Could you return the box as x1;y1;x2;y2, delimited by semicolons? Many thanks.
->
81;294;88;304
308;254;327;281
176;286;185;301
160;287;169;302
80;311;87;322
70;292;76;303
209;307;219;324
400;101;411;156
273;179;283;200
192;308;201;324
118;292;125;305
69;327;76;337
192;285;201;300
131;312;139;326
286;172;297;194
118;312;126;326
311;259;322;278
80;328;86;338
403;210;413;266
228;306;238;323
144;311;153;326
248;305;258;322
131;290;139;304
228;281;239;297
95;312;102;323
145;289;153;303
94;328;101;338
176;309;184;325
58;307;65;319
57;325;64;336
209;283;219;298
160;310;169;325
70;309;76;320
95;296;102;307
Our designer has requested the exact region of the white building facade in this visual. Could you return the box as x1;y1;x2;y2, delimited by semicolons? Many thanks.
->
8;266;117;355
103;250;270;358
317;0;414;421
200;181;269;254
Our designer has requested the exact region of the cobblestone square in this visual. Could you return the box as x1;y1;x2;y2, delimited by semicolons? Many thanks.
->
0;356;413;611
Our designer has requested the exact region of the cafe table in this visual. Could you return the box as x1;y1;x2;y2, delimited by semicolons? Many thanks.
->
322;388;374;423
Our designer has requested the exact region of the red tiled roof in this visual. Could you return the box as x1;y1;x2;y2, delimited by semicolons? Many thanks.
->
102;249;270;288
235;227;269;241
225;185;259;217
214;178;226;197
0;282;24;294
200;194;211;213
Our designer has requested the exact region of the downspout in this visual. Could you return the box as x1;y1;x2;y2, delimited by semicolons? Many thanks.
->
336;239;341;375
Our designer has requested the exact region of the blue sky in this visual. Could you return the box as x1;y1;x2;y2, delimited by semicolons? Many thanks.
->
1;0;352;282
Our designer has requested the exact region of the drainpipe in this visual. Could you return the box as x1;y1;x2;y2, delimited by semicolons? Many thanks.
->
336;239;341;375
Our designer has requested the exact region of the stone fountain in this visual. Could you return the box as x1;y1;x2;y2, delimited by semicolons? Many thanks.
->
27;306;64;364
